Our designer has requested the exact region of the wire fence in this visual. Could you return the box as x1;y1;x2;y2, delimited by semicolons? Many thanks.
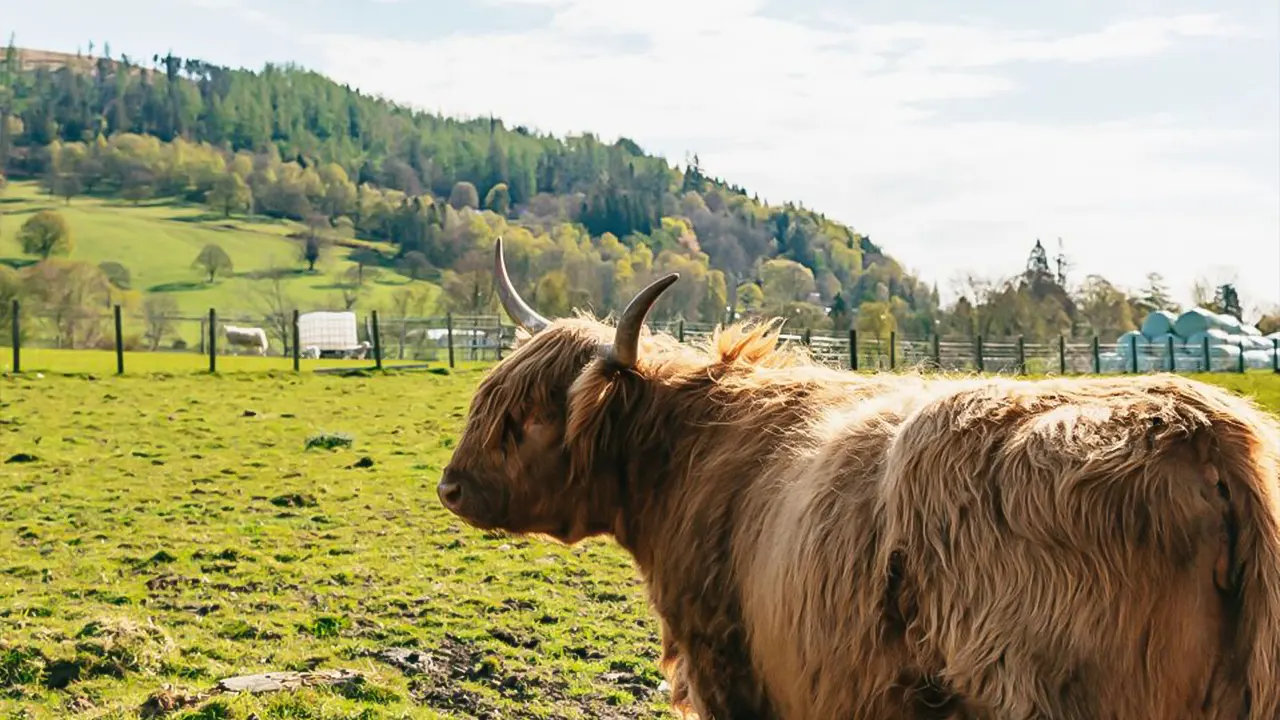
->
0;300;510;374
3;300;1278;376
654;320;1280;376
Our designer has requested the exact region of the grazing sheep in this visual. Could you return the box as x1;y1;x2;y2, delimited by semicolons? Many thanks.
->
223;325;268;356
341;341;371;360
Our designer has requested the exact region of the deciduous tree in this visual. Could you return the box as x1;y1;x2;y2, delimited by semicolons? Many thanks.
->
193;243;233;283
19;209;73;259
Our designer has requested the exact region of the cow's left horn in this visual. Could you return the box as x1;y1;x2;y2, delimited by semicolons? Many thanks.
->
607;273;679;370
493;236;550;333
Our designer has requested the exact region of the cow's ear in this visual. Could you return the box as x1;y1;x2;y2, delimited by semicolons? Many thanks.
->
605;274;679;370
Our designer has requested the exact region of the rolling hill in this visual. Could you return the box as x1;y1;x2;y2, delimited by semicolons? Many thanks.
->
0;180;439;319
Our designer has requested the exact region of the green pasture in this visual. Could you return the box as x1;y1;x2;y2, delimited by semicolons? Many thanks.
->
1;360;1278;719
0;348;476;376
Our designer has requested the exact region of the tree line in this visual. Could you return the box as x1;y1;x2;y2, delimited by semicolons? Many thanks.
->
0;39;939;332
0;40;1274;349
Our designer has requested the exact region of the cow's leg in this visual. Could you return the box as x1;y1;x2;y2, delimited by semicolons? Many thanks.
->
670;629;777;720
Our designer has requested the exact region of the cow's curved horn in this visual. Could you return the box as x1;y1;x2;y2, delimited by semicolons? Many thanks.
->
607;273;680;369
493;236;549;333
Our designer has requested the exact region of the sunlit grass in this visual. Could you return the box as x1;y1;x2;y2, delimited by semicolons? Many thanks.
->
0;348;472;376
0;367;668;719
1;359;1277;718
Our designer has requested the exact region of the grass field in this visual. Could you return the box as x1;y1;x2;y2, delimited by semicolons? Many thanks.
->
0;348;468;377
0;181;442;320
3;359;1280;719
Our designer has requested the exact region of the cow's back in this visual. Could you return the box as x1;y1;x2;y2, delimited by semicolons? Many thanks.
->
877;375;1258;719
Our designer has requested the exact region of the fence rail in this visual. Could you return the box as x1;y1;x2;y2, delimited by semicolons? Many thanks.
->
3;300;1279;377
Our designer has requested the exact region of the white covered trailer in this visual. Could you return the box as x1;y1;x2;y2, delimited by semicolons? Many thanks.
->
297;311;371;359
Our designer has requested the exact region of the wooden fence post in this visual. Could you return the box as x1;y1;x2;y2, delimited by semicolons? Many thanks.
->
1202;336;1210;372
678;320;685;343
371;310;383;370
1129;335;1138;374
803;328;812;347
1274;338;1279;374
208;308;217;373
975;335;984;373
446;313;455;369
114;305;124;374
1058;335;1067;375
1238;341;1245;374
1166;335;1175;372
849;329;858;371
292;309;300;372
10;299;19;374
496;322;504;361
1091;336;1100;374
1016;336;1026;375
931;333;940;370
889;331;896;370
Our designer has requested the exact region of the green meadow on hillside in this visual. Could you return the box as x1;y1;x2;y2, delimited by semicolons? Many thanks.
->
1;366;1278;719
0;181;442;319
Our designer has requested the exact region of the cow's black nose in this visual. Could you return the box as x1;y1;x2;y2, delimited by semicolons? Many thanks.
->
437;475;464;511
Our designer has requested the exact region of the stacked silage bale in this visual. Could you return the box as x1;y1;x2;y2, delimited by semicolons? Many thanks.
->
1107;307;1276;372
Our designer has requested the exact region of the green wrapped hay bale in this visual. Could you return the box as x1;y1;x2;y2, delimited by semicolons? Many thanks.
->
1174;308;1218;338
1140;310;1177;339
1244;349;1274;369
1149;332;1181;355
1217;313;1243;334
1174;307;1241;338
1245;335;1273;351
1185;329;1231;350
1220;333;1269;352
1116;330;1147;357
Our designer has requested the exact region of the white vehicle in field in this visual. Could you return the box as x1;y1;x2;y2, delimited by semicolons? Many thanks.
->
297;311;371;359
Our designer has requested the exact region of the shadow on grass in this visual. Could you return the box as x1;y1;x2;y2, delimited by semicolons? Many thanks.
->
0;206;47;218
309;282;357;292
170;210;298;227
146;281;206;293
238;268;308;281
0;257;39;270
170;212;239;225
99;197;180;210
372;276;415;287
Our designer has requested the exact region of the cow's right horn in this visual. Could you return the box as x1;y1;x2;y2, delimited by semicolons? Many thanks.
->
493;236;550;333
607;273;679;370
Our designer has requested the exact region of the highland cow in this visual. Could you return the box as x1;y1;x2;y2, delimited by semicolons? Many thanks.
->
436;237;1280;719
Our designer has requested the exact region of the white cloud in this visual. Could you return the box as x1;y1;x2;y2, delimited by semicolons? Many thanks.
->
848;13;1252;68
182;0;292;35
310;3;1278;310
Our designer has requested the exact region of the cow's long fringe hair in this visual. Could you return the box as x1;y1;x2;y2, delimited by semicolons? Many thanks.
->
489;313;1280;717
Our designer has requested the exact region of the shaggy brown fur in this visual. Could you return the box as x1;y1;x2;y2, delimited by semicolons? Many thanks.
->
440;315;1280;719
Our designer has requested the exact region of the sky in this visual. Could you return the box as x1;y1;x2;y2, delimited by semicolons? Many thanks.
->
5;0;1279;312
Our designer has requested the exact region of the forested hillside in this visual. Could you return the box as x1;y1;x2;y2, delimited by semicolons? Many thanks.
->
1;41;1274;342
0;42;942;335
